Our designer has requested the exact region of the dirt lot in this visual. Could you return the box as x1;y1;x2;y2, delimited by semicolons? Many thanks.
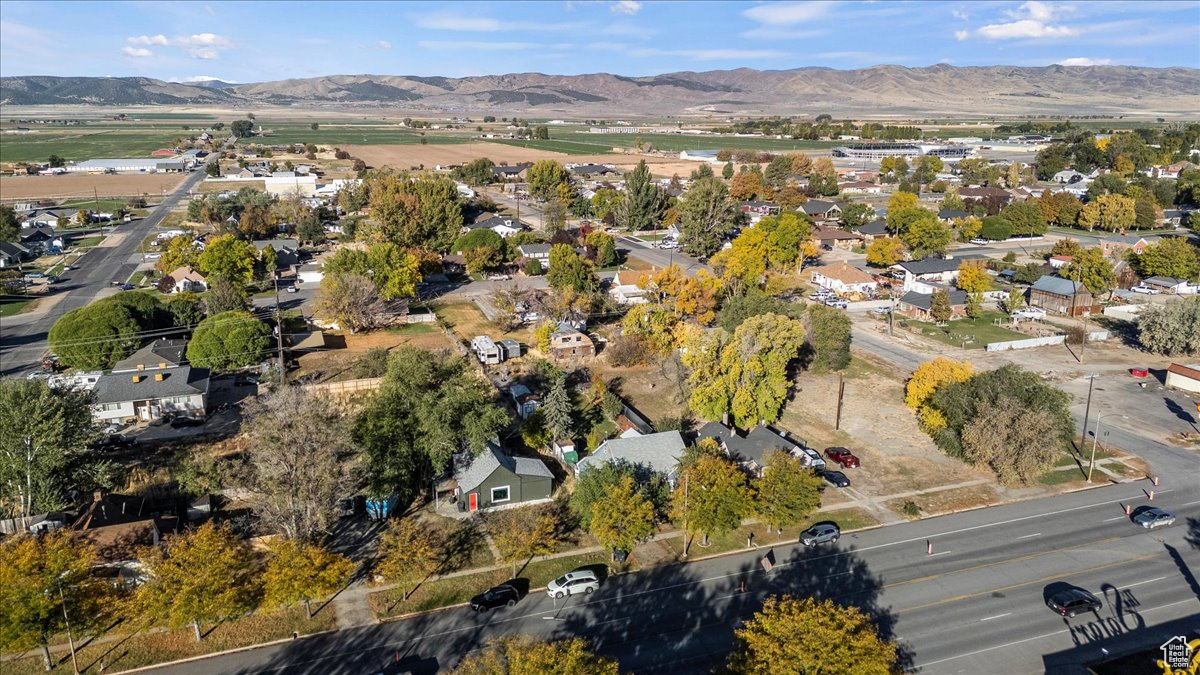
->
0;173;186;200
293;324;452;383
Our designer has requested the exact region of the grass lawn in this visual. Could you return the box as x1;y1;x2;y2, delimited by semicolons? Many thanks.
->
60;198;134;212
665;508;881;559
72;235;104;248
1039;467;1087;485
0;297;35;317
435;301;534;344
904;310;1028;349
2;607;336;675
885;484;999;519
385;322;440;336
128;270;151;286
248;125;478;147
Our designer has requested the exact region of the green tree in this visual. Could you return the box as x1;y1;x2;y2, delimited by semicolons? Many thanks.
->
678;177;742;258
670;454;754;547
839;202;876;228
998;201;1048;237
590;475;657;559
137;522;260;642
166;293;205;327
48;304;140;369
1134;238;1200;280
716;292;802;333
526;160;572;202
1134;192;1162;230
586;231;617;267
753;451;823;532
453;635;619;675
1061;247;1116;296
728;595;897;675
722;161;735;180
262;540;354;618
543;375;574;441
930;289;953;323
0;380;95;518
618;160;660;231
186;310;271;370
366;174;463;251
0;532;112;670
764;154;794;191
570;460;670;528
0;204;20;242
1137;297;1200;356
376;518;442;600
901;214;953;258
231;119;254;137
205;276;249;314
1077;193;1135;232
452;228;504;255
965;291;983;319
296;217;325;245
805;304;852;372
547;243;599;294
198;234;257;285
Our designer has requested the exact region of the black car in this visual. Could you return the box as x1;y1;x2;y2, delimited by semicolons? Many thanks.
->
169;416;205;428
90;434;137;450
470;584;521;612
1046;588;1102;617
820;470;851;488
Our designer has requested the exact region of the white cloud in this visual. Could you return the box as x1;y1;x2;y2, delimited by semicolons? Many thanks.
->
189;48;218;60
177;33;233;48
951;9;969;21
127;34;169;46
121;46;154;58
743;1;837;25
611;0;642;14
1056;57;1113;66
974;1;1079;40
378;40;391;49
174;75;236;83
954;30;970;41
413;15;582;32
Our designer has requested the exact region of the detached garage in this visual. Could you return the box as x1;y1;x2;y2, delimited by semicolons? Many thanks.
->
1165;363;1200;394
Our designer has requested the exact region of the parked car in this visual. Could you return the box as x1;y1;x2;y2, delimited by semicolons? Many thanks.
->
45;276;60;284
1131;507;1175;529
285;285;298;293
169;416;205;428
1013;308;1046;320
118;283;135;291
801;523;841;546
471;583;522;612
820;470;851;488
1130;285;1158;295
794;446;826;469
824;299;849;310
546;569;600;599
824;447;860;469
1046;587;1102;617
486;273;511;281
658;239;679;250
90;434;137;450
969;238;989;245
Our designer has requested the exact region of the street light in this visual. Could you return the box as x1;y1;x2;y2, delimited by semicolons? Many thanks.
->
1088;412;1127;483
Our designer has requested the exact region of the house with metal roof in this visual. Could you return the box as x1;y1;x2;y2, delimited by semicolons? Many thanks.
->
576;431;687;484
1029;275;1100;316
453;443;553;512
695;422;824;475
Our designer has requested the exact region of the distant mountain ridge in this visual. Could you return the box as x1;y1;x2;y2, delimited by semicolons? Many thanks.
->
2;65;1198;115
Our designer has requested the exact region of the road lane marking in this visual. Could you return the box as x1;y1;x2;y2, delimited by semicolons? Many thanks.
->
979;612;1012;621
917;597;1200;668
928;551;952;557
1121;575;1168;588
1016;533;1042;539
1103;516;1126;522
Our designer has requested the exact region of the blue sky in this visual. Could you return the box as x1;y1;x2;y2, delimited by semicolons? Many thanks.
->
2;1;1197;83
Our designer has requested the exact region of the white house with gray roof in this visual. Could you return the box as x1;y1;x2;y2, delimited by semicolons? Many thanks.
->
575;431;687;484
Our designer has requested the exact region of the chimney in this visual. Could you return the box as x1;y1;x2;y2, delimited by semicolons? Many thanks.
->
158;362;167;368
137;364;145;371
154;373;164;381
131;375;142;383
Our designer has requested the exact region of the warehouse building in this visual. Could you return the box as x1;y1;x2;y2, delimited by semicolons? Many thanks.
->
65;158;185;173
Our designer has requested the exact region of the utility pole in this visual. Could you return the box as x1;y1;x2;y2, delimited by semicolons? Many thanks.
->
1089;414;1104;483
57;579;79;675
835;372;845;431
681;472;689;559
1079;309;1089;364
1080;373;1097;450
273;272;286;382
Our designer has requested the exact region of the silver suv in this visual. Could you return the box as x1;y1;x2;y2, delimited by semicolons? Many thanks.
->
546;569;600;599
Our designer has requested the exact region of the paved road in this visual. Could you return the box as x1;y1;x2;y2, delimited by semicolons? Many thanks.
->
0;170;207;377
140;481;1200;675
617;235;709;273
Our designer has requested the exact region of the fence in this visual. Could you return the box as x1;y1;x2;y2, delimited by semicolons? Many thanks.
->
985;330;1111;352
302;377;383;397
1103;304;1143;322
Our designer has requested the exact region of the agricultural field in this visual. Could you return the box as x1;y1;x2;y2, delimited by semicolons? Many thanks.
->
248;123;479;147
492;132;839;155
0;173;185;200
0;123;192;163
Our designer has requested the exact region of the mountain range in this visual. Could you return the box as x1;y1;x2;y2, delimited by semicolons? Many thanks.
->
2;65;1198;116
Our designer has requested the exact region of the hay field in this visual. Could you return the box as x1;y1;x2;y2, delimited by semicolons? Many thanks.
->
0;173;186;201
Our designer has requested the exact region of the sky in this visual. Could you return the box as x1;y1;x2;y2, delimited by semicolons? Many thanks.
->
1;1;1198;83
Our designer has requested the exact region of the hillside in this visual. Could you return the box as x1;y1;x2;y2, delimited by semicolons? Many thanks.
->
2;65;1197;116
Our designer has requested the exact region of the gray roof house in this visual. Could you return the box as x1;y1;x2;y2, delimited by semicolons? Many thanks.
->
252;239;300;268
696;422;824;475
113;338;187;372
94;339;209;424
517;243;552;262
576;431;687;483
801;200;842;221
0;241;31;268
454;443;554;512
857;219;889;240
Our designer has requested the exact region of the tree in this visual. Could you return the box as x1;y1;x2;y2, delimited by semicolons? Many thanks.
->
618;160;659;231
722;161;735;180
764;154;794;191
670;454;754;547
929;289;953;323
205;276;249;315
547;243;599;294
315;273;387;333
716;292;802;333
1077;193;1135;232
166;293;205;327
570;460;670;529
47;154;65;168
590;475;657;558
978;215;1013;241
376;518;442;600
452;228;503;255
1040;192;1083;227
805;303;852;372
1137;297;1200;356
526;160;572;202
753;451;823;532
243;387;356;542
0;204;18;242
488;505;562;576
998;201;1047;237
543;375;574;441
0;532;111;670
728;595;897;675
453;635;619;675
961;395;1064;485
684;313;807;427
1134;238;1200;280
186;310;271;370
158;235;202;272
865;237;906;267
366;174;463;252
809;157;839;196
297;217;325;245
230;119;254;137
0;380;96;518
678;177;742;258
586;230;617;267
198;234;257;285
730;171;765;200
965;291;983;319
137;522;259;642
48;304;140;369
263;540;353;619
1050;238;1083;258
1061;247;1116;296
690;162;715;181
712;226;769;291
955;261;991;293
1004;287;1026;313
905;357;974;411
901;214;953;258
840;202;875;228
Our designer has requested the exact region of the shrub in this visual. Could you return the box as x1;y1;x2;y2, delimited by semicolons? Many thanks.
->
901;500;921;517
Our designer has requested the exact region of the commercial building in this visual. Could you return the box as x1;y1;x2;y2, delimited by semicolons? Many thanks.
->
831;143;974;161
65;158;185;173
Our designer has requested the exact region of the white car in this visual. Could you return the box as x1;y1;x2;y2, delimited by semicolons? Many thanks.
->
1013;308;1046;320
546;569;600;599
969;238;989;245
486;274;511;281
1130;285;1158;295
658;240;679;250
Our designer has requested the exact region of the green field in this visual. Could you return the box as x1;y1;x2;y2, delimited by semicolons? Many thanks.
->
0;125;188;163
491;132;837;156
904;311;1029;349
249;124;478;146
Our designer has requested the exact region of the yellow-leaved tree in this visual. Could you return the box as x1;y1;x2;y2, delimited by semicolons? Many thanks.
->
262;539;354;619
955;260;991;293
453;635;619;675
905;357;975;410
728;595;897;675
376;518;442;601
589;475;657;560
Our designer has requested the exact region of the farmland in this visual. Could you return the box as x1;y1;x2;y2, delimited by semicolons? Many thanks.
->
247;123;478;146
492;132;838;155
0;173;186;200
0;124;192;163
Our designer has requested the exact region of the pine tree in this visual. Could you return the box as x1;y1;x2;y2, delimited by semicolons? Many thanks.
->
543;375;574;441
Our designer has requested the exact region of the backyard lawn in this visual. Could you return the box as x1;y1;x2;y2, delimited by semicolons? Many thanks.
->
903;310;1029;349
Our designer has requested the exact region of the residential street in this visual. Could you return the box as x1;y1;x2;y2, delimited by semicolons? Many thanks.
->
0;169;207;377
139;481;1200;674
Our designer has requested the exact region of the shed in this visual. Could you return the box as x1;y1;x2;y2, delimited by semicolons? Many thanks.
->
1165;364;1200;394
1029;275;1099;316
455;444;554;512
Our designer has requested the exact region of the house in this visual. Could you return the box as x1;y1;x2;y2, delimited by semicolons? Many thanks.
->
517;243;552;264
74;494;176;563
168;267;208;293
856;220;889;243
509;383;541;419
739;200;781;220
92;339;210;424
679;149;721;163
1052;170;1087;184
0;241;31;268
695;422;824;475
1094;233;1158;257
548;324;595;362
1048;255;1073;270
453;443;554;512
609;270;648;305
472;336;503;365
937;209;968;223
1165;363;1200;394
576;431;687;483
252;239;300;268
19;224;62;247
812;227;863;250
838;181;881;195
468;215;524;238
801;200;843;222
571;163;619;178
892;256;978;293
810;262;879;295
1029;275;1100;316
897;289;969;320
959;186;1013;210
491;163;531;181
1162;209;1188;228
1142;276;1193;294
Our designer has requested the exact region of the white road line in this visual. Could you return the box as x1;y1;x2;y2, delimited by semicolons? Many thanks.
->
979;612;1012;622
1016;533;1042;539
1120;575;1168;588
928;551;952;557
1102;516;1126;522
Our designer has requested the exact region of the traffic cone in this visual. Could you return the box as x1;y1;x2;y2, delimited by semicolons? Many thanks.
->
1152;476;1159;487
1149;490;1155;501
1124;504;1131;515
739;580;747;593
927;540;933;555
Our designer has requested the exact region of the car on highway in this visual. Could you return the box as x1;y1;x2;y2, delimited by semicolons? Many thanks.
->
658;239;679;250
819;470;851;488
1046;587;1102;617
1012;308;1047;320
546;569;600;599
1130;285;1158;295
801;523;841;546
824;447;860;468
1131;506;1175;529
470;583;522;612
63;265;77;271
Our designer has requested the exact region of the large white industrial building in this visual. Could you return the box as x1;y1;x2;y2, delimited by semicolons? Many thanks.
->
65;158;185;173
831;143;975;161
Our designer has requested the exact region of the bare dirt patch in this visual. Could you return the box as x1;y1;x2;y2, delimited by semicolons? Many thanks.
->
293;325;452;384
0;173;186;200
887;484;1000;519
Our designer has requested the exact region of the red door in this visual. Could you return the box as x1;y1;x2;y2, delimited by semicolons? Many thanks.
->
468;493;478;512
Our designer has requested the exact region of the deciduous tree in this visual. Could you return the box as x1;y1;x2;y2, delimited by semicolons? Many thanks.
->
488;505;562;576
905;357;974;410
678;177;742;258
453;635;619;675
198;234;258;285
186;310;271;369
205;276;249;314
1137;297;1200;356
753;451;823;532
1061;247;1116;296
671;455;753;547
376;518;442;600
590;475;657;558
526;160;572;202
0;380;96;518
865;237;906;267
955;261;991;293
929;288;953;322
840;202;875;229
547;243;599;294
263;540;354;618
961;395;1062;485
805;304;852;372
48;303;141;370
1077;193;1135;232
901;213;952;258
1134;238;1200;280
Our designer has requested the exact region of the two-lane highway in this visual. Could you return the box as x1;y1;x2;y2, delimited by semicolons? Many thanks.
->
140;480;1200;675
